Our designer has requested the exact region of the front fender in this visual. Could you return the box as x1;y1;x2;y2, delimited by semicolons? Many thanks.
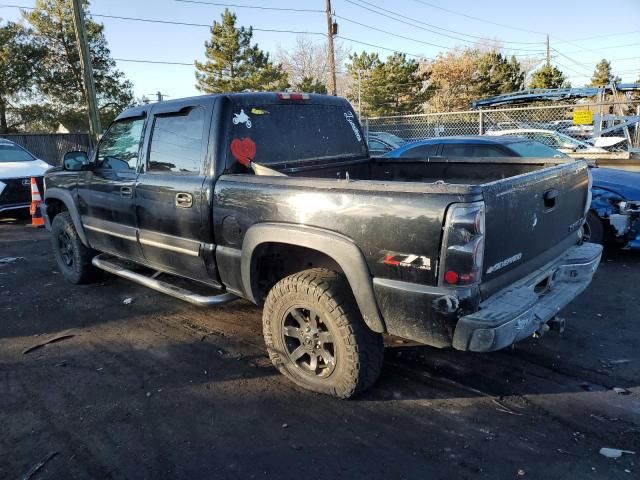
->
44;187;90;247
241;223;386;333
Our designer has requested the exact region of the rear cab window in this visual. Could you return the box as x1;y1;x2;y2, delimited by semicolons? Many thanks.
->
225;100;368;170
507;141;567;158
147;107;206;174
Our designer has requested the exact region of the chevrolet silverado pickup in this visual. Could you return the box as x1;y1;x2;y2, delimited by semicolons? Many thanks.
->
42;93;602;398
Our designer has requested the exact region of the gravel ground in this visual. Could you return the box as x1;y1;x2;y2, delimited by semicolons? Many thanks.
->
1;218;638;479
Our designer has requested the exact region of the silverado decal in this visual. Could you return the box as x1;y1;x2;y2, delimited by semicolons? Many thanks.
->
230;138;256;166
486;252;523;274
381;252;431;271
343;111;362;142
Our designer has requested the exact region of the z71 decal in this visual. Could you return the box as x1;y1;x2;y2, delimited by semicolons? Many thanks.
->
380;252;432;271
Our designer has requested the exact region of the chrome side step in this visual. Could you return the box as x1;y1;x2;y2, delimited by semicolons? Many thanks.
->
92;254;238;307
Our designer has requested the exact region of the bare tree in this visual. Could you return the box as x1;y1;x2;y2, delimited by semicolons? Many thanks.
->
276;35;350;94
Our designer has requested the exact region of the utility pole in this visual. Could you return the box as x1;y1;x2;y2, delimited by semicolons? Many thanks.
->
325;0;337;96
71;0;101;141
546;34;550;67
156;91;164;102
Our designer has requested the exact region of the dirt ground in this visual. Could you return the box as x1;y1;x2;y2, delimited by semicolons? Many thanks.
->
1;217;638;479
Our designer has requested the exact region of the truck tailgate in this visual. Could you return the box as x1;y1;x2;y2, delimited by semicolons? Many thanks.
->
480;161;589;298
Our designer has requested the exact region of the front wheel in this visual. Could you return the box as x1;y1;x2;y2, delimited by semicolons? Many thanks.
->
51;212;98;284
262;268;384;398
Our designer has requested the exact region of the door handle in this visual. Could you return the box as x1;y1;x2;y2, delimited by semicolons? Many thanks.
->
543;189;559;209
175;192;193;208
120;186;133;198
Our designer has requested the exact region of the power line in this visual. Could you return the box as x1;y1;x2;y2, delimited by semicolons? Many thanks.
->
0;5;325;35
336;35;425;59
172;0;324;13
335;14;454;50
559;42;640;55
115;58;193;66
406;0;546;35
93;13;324;35
551;48;594;75
555;30;640;43
344;0;545;52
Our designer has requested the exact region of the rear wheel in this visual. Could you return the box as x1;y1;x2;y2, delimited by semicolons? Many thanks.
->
262;268;384;398
51;212;98;284
583;211;604;245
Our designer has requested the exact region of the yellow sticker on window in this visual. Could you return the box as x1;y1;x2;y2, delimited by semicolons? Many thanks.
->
251;108;269;115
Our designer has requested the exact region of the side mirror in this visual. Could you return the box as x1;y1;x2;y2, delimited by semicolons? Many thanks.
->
63;151;89;171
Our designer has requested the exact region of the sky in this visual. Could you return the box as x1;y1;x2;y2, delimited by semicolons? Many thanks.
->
1;0;639;100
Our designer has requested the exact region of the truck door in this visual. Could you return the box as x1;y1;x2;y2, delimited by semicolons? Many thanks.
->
134;99;220;286
77;115;145;261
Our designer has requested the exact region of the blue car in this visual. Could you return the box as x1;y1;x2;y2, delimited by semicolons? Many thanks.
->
383;136;640;249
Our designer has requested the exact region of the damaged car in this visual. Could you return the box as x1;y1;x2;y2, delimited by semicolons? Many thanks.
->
384;136;639;249
587;168;640;249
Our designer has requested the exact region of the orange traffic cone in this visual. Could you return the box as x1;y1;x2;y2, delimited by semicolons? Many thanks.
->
29;177;45;228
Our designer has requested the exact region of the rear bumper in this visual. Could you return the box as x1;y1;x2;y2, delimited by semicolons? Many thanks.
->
452;242;602;352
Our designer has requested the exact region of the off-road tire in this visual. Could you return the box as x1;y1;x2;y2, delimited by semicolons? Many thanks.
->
263;268;384;398
51;212;98;284
584;211;604;245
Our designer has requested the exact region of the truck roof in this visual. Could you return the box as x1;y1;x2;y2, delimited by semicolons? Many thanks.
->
115;93;351;122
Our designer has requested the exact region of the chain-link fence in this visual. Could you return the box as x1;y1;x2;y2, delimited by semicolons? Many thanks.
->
363;102;640;154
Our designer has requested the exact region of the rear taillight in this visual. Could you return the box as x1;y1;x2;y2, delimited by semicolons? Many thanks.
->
440;202;485;286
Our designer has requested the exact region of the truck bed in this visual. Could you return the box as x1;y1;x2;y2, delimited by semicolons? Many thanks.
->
280;156;573;185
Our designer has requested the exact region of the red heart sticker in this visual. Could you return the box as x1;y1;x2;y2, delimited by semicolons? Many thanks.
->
230;138;256;166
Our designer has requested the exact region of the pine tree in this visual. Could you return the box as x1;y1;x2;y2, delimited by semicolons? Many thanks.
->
473;52;524;98
528;64;569;89
347;52;429;116
23;0;133;129
195;9;289;93
296;76;327;94
0;21;45;132
590;59;615;86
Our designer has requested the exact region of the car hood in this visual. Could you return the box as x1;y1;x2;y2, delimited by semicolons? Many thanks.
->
591;167;640;199
0;159;51;179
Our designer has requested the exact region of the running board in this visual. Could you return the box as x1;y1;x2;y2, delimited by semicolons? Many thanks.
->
92;254;238;307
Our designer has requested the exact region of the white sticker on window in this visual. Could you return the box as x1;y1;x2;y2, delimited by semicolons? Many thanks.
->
232;109;252;128
343;111;362;142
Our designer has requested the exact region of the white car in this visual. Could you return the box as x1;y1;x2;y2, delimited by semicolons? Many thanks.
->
486;128;607;154
0;139;51;214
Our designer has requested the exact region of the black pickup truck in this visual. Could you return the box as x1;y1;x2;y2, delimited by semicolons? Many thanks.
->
43;93;602;398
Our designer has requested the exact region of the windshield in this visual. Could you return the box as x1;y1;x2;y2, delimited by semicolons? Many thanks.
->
507;140;568;158
0;144;36;162
227;103;367;166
